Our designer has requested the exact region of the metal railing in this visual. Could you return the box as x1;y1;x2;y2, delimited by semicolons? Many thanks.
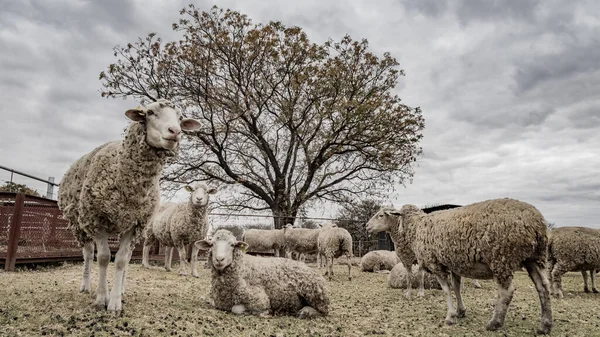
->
0;165;59;200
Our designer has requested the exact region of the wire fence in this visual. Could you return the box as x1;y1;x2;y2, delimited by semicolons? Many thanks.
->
0;192;392;270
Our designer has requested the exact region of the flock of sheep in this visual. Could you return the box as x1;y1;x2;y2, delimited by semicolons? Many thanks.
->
56;100;600;335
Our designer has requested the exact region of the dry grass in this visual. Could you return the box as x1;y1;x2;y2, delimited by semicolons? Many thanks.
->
1;261;599;336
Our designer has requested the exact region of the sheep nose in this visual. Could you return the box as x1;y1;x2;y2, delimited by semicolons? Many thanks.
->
168;126;181;135
215;256;224;262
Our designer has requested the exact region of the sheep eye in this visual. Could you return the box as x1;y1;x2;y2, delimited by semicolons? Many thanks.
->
179;116;183;121
230;243;235;247
146;110;154;116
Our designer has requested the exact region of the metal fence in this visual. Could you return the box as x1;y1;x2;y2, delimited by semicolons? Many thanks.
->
0;192;393;270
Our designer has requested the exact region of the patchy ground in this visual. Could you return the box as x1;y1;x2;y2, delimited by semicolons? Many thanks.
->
0;261;599;336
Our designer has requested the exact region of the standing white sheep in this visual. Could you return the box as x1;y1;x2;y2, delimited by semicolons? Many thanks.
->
195;229;330;318
284;225;321;262
366;198;553;334
317;224;353;281
57;99;201;311
141;182;217;277
241;228;286;257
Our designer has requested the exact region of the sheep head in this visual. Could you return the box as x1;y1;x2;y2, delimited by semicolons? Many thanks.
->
125;99;201;151
184;182;218;206
195;229;248;271
365;207;403;234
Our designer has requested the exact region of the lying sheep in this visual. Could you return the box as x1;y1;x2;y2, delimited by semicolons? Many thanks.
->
242;228;286;257
195;229;330;318
547;226;600;298
360;250;399;272
57;99;201;311
142;182;217;277
389;263;441;290
366;198;553;334
317;224;353;280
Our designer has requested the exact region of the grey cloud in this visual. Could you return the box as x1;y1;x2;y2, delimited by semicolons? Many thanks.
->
401;0;448;18
455;0;541;25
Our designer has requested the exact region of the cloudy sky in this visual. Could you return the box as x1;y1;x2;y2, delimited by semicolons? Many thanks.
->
1;0;599;227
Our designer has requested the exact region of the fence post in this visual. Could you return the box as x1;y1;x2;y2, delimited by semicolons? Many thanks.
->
5;193;25;271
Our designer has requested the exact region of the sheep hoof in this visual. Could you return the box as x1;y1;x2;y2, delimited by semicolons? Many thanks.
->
444;316;456;326
94;293;109;310
403;291;412;300
584;287;590;293
417;290;425;298
536;321;553;335
593;288;599;294
486;320;503;331
298;306;321;319
456;309;466;318
192;273;200;278
258;311;272;318
80;284;91;293
107;297;122;312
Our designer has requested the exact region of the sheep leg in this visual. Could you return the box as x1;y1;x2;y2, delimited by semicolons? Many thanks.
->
591;270;598;293
191;244;200;278
94;232;110;309
142;241;151;268
80;241;94;293
524;261;553;335
472;279;482;288
450;272;466;318
107;227;135;312
121;249;133;296
164;247;173;271
325;255;333;281
417;266;425;297
434;272;457;325
403;261;414;300
347;254;352;281
582;270;590;293
486;275;514;331
177;244;189;276
551;262;568;299
298;306;323;319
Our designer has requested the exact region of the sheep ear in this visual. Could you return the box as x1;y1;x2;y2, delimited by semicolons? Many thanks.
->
125;109;146;122
194;240;212;250
235;241;249;253
385;210;402;216
180;118;201;131
184;185;193;192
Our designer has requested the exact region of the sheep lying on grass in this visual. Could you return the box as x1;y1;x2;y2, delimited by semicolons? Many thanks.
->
241;228;286;257
388;263;441;290
58;99;201;311
196;229;330;318
142;182;217;277
547;226;600;298
317;224;353;281
360;250;399;272
366;198;553;334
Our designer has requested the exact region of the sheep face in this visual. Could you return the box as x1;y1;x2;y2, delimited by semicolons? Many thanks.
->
184;182;217;206
195;230;248;271
125;99;201;151
365;207;401;234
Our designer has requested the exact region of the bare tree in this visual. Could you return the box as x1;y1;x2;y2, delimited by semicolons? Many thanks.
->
336;199;383;252
99;5;424;228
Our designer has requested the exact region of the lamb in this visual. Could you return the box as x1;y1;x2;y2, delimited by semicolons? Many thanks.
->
57;99;201;311
284;224;321;262
388;263;441;290
141;182;217;277
547;226;600;298
360;250;399;272
241;228;286;257
366;198;553;334
195;229;330;318
317;224;353;280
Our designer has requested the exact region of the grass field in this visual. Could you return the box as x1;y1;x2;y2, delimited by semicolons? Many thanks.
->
1;261;598;336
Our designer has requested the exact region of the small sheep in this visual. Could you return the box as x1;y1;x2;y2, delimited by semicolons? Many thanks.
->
57;99;201;311
366;198;553;334
195;229;330;318
141;182;217;277
360;250;399;272
317;224;353;281
547;226;600;298
241;228;286;257
388;263;441;290
284;225;321;262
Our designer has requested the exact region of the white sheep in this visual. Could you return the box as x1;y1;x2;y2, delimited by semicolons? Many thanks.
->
141;182;217;277
317;224;353;281
366;198;553;334
360;250;399;272
388;262;441;290
241;228;286;257
57;99;201;311
283;224;321;262
195;229;330;318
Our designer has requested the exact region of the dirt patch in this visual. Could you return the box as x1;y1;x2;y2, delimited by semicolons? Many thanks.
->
0;262;598;336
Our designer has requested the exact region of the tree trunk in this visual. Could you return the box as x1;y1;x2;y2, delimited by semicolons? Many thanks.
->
272;209;297;230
